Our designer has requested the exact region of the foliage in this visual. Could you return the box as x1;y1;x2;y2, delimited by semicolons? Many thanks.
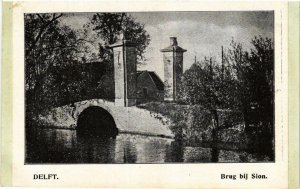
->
25;14;89;90
25;12;151;118
138;102;213;140
179;58;236;110
179;37;274;130
88;13;151;63
25;14;78;112
139;102;244;146
225;37;274;132
25;13;115;116
178;36;274;158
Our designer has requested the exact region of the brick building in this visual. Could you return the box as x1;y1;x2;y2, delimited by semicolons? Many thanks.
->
136;71;164;104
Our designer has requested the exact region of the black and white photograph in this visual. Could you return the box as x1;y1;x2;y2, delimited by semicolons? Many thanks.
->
25;11;275;164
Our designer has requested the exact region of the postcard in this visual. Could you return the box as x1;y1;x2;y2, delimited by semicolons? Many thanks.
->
1;1;297;188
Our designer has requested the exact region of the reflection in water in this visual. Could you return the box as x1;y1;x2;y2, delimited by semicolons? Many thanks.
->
25;128;270;163
211;148;219;162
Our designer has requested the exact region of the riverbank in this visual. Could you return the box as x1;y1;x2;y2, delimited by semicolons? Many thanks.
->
138;102;274;160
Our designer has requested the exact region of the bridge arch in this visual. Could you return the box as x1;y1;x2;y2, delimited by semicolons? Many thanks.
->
76;106;118;138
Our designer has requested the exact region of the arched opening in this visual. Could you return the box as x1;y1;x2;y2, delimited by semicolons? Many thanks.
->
77;106;118;138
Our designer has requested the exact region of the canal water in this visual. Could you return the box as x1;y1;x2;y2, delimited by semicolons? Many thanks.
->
25;127;271;163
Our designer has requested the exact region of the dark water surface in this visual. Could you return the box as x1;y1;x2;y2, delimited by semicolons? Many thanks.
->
25;127;270;163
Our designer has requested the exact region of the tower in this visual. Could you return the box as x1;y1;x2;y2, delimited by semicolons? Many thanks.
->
160;37;187;101
110;35;137;107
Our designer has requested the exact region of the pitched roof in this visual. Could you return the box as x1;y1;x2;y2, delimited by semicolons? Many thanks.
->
137;71;164;90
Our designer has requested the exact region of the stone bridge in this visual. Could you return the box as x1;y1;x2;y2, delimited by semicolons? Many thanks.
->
38;99;174;138
36;36;188;139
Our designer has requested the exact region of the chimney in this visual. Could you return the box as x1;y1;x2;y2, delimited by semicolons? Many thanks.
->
170;37;178;46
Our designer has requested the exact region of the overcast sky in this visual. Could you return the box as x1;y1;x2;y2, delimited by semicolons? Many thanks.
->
61;11;274;79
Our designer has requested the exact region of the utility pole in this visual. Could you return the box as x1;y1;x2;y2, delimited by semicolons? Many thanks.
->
221;46;224;81
210;57;213;80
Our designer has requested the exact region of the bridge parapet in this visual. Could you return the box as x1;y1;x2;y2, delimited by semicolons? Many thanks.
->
37;99;174;138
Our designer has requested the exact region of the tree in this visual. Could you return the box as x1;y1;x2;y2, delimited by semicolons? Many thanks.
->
88;13;151;62
179;37;274;156
224;37;274;158
225;40;252;129
225;37;274;133
25;13;87;112
179;58;223;129
248;36;274;128
178;57;230;161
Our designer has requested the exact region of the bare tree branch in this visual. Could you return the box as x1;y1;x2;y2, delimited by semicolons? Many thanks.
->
26;13;63;56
